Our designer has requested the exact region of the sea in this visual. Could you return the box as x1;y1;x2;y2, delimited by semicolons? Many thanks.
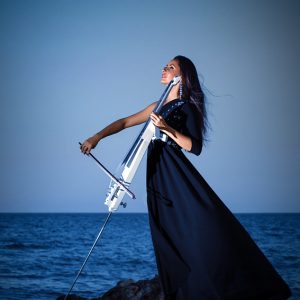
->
0;213;299;300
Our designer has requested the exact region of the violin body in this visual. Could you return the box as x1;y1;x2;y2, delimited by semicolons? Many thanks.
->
105;76;181;211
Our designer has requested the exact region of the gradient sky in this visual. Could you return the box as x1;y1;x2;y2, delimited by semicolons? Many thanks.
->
0;0;299;213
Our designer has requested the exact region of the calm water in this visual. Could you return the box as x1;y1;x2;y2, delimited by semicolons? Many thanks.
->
0;213;299;300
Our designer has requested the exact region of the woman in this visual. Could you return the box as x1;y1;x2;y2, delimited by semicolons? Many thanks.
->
80;56;292;299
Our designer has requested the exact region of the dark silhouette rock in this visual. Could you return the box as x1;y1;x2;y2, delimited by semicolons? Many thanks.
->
94;275;163;300
58;275;164;300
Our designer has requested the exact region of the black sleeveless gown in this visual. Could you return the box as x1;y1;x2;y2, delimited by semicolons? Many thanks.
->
146;99;292;300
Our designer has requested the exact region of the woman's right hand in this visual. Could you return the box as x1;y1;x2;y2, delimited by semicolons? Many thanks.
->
80;135;100;155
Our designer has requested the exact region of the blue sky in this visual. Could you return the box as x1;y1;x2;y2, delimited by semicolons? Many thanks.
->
0;0;299;213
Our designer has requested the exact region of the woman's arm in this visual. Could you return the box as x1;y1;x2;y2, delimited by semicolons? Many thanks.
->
80;101;157;154
150;112;193;152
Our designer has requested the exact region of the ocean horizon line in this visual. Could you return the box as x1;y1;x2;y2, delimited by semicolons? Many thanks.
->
1;211;299;214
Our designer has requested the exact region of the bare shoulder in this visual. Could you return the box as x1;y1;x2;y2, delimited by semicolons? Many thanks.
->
143;101;158;111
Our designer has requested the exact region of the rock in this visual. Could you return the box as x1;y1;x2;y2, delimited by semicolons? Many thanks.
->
93;275;164;300
58;275;164;300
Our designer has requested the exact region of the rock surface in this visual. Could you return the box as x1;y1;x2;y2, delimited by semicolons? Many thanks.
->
58;275;164;300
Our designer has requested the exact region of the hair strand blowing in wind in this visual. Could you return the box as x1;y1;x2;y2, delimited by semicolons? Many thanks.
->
174;55;210;145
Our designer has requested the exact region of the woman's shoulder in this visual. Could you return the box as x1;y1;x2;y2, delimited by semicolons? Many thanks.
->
181;99;199;114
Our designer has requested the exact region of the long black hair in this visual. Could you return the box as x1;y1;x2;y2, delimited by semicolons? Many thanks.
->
174;55;210;145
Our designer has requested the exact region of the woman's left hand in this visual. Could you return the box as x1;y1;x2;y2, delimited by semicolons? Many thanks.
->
150;112;168;130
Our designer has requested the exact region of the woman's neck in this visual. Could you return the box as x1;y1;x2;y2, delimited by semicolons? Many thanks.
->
166;85;180;102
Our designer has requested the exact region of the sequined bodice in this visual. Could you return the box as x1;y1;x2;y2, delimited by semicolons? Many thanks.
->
160;99;186;132
151;99;187;151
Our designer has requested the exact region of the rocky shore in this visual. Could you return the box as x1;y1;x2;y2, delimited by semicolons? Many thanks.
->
58;275;164;300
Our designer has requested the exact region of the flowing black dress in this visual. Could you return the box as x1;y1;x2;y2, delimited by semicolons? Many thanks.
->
146;99;292;300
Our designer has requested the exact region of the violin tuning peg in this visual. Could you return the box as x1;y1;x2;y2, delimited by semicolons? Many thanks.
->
120;202;127;208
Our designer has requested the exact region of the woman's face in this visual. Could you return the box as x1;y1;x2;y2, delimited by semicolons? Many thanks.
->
161;59;181;85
